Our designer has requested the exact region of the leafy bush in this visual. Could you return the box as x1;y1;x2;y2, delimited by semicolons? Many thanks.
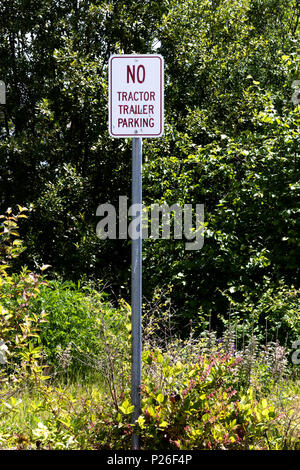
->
219;279;300;346
30;280;131;385
33;280;109;364
0;207;298;450
136;348;279;450
0;207;49;389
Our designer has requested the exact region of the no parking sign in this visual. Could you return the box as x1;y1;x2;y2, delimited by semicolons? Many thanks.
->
109;55;164;138
108;54;164;449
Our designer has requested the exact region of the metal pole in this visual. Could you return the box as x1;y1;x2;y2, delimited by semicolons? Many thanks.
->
0;81;5;104
131;137;142;450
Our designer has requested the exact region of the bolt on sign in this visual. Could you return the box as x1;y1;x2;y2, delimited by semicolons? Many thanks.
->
109;55;164;138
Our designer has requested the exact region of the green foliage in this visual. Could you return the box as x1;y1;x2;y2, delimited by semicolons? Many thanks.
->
0;0;299;331
0;0;299;450
0;228;298;450
1;335;298;450
0;207;50;401
138;349;279;450
219;279;300;345
29;279;131;388
33;280;109;362
0;205;27;266
142;89;300;325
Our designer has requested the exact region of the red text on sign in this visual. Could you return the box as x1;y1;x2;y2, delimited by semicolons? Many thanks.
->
127;65;146;83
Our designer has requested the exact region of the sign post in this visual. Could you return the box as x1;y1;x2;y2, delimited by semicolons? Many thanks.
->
0;81;5;104
131;136;142;450
109;54;164;449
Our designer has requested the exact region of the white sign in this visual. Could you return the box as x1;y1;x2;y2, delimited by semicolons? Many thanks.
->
109;55;164;138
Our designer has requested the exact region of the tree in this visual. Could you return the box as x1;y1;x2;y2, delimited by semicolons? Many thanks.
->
0;0;299;335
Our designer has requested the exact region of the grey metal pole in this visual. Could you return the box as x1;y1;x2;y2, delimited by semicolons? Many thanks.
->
0;81;6;104
131;137;142;450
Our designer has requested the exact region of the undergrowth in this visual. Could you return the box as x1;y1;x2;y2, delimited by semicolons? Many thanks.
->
0;207;299;450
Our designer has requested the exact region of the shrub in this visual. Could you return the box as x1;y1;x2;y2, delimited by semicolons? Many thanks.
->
0;207;49;390
0;206;298;450
219;280;300;346
137;348;279;450
31;281;131;386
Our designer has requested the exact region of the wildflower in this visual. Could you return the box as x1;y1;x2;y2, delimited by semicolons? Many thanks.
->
174;440;181;449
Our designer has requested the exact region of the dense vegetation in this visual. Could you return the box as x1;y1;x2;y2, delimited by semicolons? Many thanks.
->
0;0;299;450
0;210;299;449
